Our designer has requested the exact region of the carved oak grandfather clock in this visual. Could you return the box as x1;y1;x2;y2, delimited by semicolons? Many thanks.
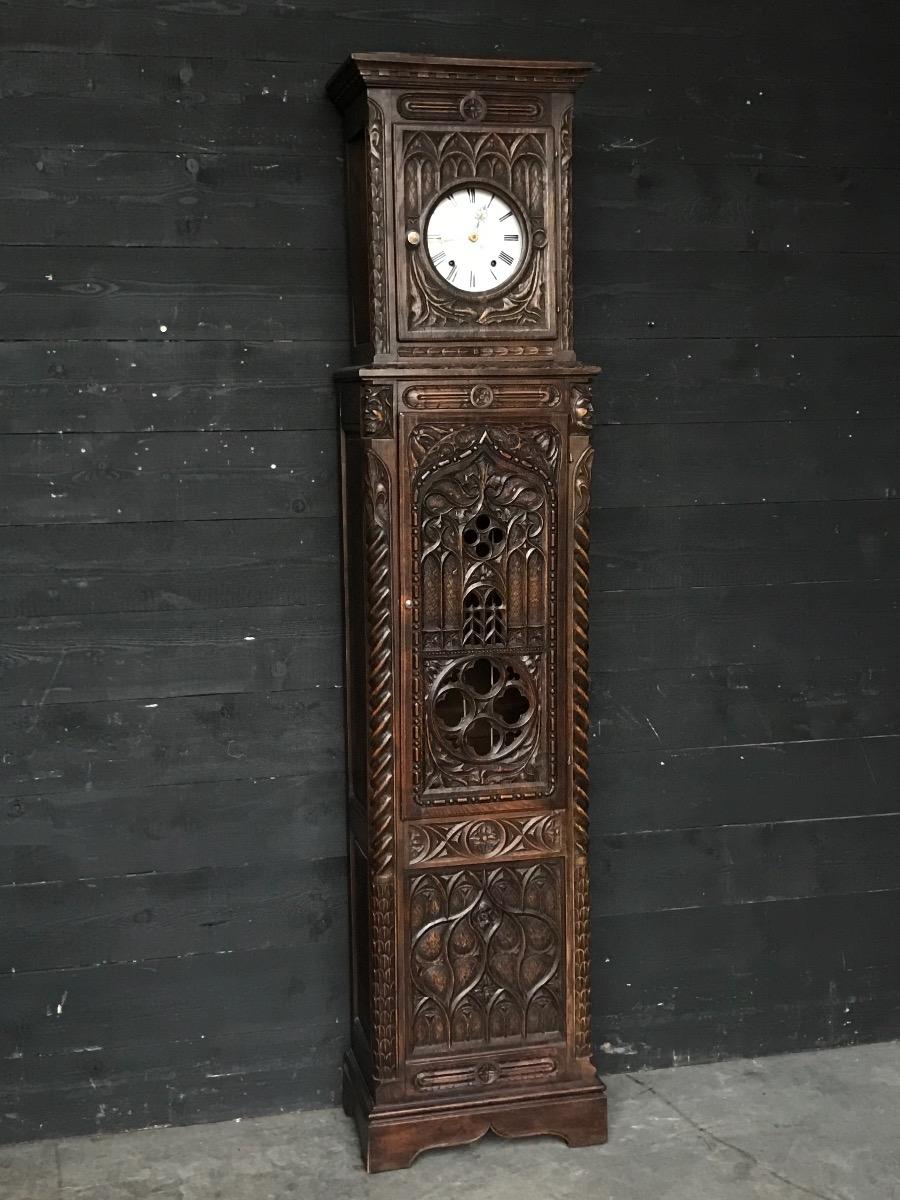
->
326;52;606;1171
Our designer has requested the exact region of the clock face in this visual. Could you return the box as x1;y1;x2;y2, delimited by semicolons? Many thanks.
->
424;185;526;293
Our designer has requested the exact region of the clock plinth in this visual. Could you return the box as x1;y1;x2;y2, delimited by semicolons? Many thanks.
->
328;53;606;1172
342;1047;607;1173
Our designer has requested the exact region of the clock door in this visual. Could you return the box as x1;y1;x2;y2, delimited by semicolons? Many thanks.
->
393;119;558;349
399;410;567;811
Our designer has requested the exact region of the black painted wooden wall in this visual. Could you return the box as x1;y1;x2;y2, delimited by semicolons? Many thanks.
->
1;0;898;1142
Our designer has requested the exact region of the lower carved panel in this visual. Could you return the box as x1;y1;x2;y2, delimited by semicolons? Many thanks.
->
409;860;563;1053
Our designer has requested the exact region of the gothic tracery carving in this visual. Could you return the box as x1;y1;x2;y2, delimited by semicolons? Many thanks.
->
409;862;564;1052
401;130;551;331
408;423;558;803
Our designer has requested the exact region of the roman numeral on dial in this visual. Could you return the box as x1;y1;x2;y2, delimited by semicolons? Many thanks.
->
432;250;446;264
469;271;477;288
498;251;514;265
503;233;519;241
466;186;476;203
448;264;458;282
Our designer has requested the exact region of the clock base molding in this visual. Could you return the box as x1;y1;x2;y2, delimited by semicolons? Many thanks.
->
342;1051;608;1173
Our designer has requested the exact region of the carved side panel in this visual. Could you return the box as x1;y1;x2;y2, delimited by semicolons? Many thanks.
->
400;129;553;335
364;451;397;1081
363;383;394;437
367;100;388;355
409;423;559;805
571;446;593;1058
559;105;574;351
408;861;564;1053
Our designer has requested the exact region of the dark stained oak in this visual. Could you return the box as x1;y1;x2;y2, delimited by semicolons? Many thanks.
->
328;53;607;1172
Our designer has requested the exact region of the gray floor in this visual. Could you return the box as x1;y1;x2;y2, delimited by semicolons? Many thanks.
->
2;1041;898;1200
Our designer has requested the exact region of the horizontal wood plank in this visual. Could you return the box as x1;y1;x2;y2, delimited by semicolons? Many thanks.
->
0;339;342;434
0;691;344;799
0;608;342;707
594;888;900;1070
578;164;900;254
0;855;347;972
592;658;900;751
0;774;345;887
592;736;900;834
0;943;347;1060
0;519;337;618
593;580;900;672
590;337;900;425
0;430;338;525
0;1027;343;1143
0;148;343;251
593;500;900;591
0;246;346;340
593;419;900;507
593;813;900;917
579;252;900;339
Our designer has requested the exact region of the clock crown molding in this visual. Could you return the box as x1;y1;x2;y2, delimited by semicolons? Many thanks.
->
326;52;594;110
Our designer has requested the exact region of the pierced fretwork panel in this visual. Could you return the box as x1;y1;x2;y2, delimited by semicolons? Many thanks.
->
419;450;548;653
409;861;564;1054
462;585;505;645
410;424;558;805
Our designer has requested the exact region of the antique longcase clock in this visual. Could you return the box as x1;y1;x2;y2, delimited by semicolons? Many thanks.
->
327;52;605;1172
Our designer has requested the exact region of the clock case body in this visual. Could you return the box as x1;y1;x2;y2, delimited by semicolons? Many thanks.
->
327;53;606;1172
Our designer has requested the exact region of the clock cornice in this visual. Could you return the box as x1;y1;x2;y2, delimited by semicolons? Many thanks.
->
326;52;593;112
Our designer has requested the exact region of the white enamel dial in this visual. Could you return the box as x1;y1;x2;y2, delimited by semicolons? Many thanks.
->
424;185;525;293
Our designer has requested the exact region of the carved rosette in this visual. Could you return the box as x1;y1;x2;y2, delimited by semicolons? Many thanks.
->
367;100;387;354
572;447;593;1058
364;451;396;1080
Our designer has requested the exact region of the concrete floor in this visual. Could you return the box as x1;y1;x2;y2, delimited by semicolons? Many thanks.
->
2;1041;898;1200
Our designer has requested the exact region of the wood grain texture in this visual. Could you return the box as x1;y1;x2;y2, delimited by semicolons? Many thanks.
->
0;0;897;1149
